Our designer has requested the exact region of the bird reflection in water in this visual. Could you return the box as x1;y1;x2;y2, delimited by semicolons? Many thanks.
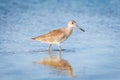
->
34;50;73;77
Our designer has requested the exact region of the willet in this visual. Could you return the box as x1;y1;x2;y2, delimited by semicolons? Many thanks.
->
32;20;85;51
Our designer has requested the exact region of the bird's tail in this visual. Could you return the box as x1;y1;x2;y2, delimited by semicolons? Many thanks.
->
32;37;37;40
32;35;43;41
32;36;42;41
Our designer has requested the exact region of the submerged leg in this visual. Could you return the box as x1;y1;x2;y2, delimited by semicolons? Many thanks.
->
47;44;52;51
57;44;62;60
57;50;62;60
58;44;62;51
47;49;52;58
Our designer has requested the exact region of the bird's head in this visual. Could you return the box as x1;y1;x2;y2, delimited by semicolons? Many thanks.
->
68;20;85;32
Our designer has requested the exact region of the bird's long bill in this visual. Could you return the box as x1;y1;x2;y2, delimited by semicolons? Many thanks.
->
79;27;85;32
76;25;85;32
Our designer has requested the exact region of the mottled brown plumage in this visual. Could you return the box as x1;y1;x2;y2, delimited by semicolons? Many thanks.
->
32;28;65;44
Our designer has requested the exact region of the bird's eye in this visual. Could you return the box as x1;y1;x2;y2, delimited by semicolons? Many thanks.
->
72;21;74;24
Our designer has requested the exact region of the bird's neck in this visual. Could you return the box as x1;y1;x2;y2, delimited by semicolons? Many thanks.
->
65;26;73;37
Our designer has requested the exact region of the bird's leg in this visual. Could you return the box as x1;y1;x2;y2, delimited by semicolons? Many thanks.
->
47;44;52;51
58;44;62;52
57;50;62;60
47;49;52;58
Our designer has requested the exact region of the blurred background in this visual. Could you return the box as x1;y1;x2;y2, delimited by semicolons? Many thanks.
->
0;0;120;80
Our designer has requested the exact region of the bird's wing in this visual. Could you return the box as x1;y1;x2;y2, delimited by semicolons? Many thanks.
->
42;28;65;41
32;28;65;43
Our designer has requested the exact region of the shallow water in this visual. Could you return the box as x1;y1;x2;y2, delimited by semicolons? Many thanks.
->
0;0;120;80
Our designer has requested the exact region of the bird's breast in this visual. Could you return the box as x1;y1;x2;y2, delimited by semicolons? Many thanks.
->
65;29;73;38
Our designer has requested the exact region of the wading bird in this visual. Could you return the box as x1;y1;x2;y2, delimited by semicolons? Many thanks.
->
32;20;85;51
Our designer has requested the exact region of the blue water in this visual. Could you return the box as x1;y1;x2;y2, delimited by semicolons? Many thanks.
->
0;0;120;80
